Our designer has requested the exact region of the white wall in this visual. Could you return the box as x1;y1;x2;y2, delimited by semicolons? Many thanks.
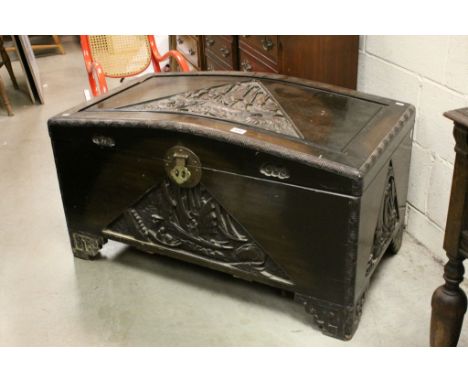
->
358;36;468;262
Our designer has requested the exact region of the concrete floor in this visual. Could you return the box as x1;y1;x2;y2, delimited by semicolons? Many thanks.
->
1;38;467;346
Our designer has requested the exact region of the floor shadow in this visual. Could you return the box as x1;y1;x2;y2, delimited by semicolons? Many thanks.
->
94;241;317;329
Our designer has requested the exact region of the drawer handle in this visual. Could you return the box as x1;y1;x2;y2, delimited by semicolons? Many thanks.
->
241;60;252;72
177;37;184;45
188;48;195;56
206;38;215;46
207;63;214;71
261;37;274;51
219;47;230;57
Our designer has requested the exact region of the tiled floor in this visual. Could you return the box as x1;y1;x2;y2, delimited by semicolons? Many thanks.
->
1;37;467;346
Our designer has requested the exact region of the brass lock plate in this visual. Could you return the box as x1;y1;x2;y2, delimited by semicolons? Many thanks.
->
164;146;202;188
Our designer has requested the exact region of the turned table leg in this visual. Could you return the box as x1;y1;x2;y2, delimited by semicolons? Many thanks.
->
430;114;468;346
431;257;467;346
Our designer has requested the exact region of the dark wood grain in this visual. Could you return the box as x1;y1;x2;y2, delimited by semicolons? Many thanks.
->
278;36;359;89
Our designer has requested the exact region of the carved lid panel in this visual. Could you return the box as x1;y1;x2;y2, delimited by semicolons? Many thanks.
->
88;74;388;152
51;73;414;174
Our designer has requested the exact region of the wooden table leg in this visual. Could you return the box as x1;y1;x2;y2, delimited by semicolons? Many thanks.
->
0;37;19;89
52;35;65;55
430;114;468;346
0;73;14;116
431;257;467;346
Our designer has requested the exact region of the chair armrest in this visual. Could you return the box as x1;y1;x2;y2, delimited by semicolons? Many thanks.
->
158;50;190;72
148;36;190;72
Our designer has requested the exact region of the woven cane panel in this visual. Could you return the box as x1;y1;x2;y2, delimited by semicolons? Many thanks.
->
88;35;151;77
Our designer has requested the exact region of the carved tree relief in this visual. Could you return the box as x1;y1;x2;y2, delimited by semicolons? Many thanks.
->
366;162;399;276
121;80;302;138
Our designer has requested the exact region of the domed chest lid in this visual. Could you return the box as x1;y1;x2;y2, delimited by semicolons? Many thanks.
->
56;72;414;174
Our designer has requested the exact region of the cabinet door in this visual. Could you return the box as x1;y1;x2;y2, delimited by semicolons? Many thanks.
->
205;52;232;71
239;35;278;63
239;49;278;74
278;36;359;89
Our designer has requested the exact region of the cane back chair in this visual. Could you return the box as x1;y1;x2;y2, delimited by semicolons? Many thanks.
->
81;35;190;96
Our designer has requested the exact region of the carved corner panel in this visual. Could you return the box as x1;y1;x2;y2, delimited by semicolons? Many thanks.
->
103;179;290;282
71;232;107;259
295;293;365;340
366;162;400;276
120;80;302;138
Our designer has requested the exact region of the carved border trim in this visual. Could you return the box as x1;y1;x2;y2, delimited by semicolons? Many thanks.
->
360;106;415;174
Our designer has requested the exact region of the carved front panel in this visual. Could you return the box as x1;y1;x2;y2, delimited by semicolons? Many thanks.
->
103;179;290;281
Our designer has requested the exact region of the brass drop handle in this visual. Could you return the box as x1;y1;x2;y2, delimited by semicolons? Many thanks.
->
177;37;184;45
220;47;230;57
188;48;195;56
169;152;192;186
206;38;215;46
261;36;273;51
241;60;252;72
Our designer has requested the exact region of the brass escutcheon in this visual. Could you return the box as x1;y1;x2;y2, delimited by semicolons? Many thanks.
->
164;146;202;188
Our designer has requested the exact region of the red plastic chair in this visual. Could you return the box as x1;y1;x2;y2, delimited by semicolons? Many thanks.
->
81;35;190;96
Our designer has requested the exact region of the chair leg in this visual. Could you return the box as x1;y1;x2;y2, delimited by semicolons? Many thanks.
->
0;74;14;116
0;45;19;89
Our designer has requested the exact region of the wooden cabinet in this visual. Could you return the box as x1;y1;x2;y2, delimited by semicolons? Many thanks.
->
174;35;203;70
204;35;238;70
171;35;359;89
239;35;278;71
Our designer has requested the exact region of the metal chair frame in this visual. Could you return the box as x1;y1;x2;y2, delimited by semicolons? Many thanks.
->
81;35;190;96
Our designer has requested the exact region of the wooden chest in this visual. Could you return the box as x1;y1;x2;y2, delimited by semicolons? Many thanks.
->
48;72;414;340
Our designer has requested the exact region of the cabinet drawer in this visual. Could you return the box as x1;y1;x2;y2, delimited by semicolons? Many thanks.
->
205;35;234;47
239;35;278;63
205;52;233;71
238;49;278;74
204;35;237;69
176;35;199;68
